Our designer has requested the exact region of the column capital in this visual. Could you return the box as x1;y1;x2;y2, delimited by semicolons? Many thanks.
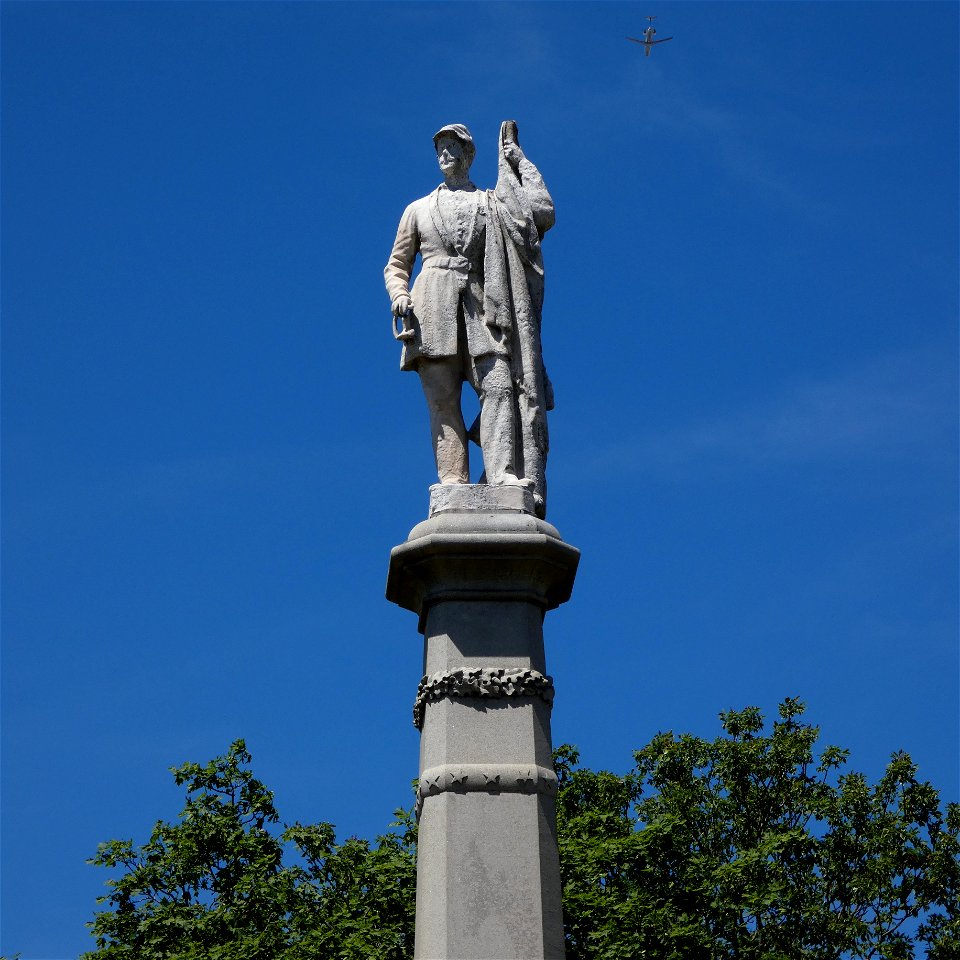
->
386;485;580;625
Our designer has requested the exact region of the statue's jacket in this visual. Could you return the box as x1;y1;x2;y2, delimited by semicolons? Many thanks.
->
384;157;554;374
385;186;494;371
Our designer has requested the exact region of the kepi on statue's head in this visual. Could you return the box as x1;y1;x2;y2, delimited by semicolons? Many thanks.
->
432;123;475;158
433;123;475;173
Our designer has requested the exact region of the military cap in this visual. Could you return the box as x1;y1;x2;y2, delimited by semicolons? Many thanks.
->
432;123;476;161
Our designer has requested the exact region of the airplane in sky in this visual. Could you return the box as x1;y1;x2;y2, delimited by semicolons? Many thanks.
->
627;16;673;57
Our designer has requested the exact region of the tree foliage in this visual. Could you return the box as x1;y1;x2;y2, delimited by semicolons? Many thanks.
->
83;741;415;959
556;698;960;959
84;702;958;958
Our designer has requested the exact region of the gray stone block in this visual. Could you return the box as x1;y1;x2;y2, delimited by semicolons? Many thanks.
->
428;482;536;517
387;485;578;959
387;501;578;630
415;792;565;959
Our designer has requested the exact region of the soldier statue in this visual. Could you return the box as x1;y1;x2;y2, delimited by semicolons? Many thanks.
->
385;121;555;517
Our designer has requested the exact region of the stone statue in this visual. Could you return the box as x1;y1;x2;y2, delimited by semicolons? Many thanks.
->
385;121;555;517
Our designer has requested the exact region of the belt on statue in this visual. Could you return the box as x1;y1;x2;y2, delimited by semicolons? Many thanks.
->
422;255;473;272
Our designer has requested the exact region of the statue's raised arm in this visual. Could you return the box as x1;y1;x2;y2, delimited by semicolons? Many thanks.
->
384;121;555;517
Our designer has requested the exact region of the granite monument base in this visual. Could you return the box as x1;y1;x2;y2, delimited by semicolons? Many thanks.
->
388;484;579;960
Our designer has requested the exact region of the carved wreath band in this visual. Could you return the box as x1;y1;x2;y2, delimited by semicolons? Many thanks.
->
415;763;558;817
413;667;555;729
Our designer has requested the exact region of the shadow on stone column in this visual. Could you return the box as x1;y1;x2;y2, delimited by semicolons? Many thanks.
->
387;484;579;960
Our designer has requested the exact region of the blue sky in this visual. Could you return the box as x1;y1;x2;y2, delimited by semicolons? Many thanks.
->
2;2;957;956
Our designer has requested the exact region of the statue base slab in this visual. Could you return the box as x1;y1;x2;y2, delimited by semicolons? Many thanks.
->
428;482;536;517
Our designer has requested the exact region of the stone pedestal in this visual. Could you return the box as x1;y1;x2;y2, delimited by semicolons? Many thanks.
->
387;485;579;960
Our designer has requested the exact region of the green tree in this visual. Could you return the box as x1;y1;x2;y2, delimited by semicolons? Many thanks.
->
85;702;958;959
556;698;960;959
83;740;415;959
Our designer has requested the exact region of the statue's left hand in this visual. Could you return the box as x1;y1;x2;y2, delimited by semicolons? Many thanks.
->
503;141;523;171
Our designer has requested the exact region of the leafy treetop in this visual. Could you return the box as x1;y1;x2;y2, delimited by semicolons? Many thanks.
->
83;701;959;959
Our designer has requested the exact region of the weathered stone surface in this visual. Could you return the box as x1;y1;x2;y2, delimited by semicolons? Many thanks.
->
415;792;565;959
428;481;535;517
387;484;578;959
384;122;555;516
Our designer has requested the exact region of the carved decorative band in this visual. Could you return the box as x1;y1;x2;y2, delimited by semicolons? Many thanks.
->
416;763;558;815
412;667;554;729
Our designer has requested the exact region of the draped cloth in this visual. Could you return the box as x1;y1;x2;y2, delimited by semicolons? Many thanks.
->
482;122;554;517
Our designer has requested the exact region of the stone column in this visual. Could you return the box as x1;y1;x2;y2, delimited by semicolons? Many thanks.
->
387;484;579;960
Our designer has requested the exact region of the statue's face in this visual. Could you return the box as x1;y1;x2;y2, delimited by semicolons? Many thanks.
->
436;135;471;176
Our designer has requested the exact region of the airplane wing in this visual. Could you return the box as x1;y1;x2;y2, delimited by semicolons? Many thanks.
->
651;36;673;43
626;37;646;43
